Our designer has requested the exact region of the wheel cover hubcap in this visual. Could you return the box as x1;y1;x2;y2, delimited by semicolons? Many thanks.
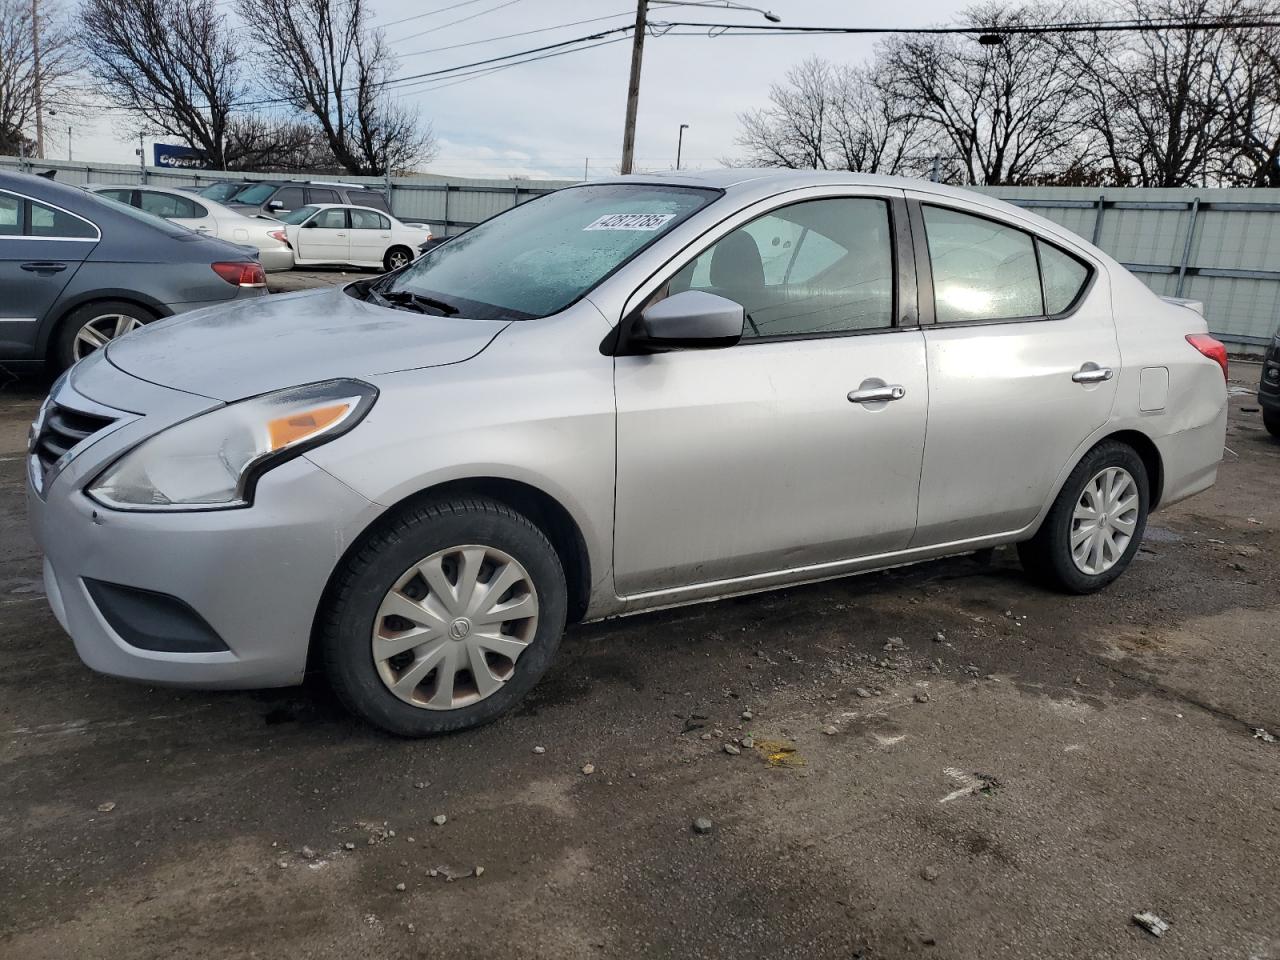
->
372;545;539;710
74;313;142;360
1071;466;1139;575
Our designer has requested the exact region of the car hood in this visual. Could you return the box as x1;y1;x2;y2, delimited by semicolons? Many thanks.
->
105;287;511;401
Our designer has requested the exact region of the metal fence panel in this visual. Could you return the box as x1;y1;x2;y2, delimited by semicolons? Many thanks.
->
3;157;1277;352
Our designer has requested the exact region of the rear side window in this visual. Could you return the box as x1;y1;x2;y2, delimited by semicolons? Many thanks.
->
0;192;23;235
97;188;135;204
923;206;1042;322
307;188;339;203
1038;240;1090;314
350;191;388;212
350;209;390;230
29;200;97;239
139;191;203;219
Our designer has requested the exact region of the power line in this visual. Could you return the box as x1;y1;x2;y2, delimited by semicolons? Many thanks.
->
650;15;1280;37
397;10;633;58
379;0;496;29
390;34;632;94
392;0;527;45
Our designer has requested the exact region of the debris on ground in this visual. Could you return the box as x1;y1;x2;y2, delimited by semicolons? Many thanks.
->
344;842;356;851
432;814;447;826
692;817;713;834
1253;727;1276;744
581;763;596;775
475;866;485;877
854;687;874;699
300;846;316;860
741;710;753;721
884;637;906;652
1132;912;1170;937
533;746;546;754
754;738;806;767
921;865;940;882
939;768;1002;803
395;882;406;892
741;736;754;749
413;781;428;790
823;724;839;736
914;691;931;703
723;743;741;755
96;802;116;813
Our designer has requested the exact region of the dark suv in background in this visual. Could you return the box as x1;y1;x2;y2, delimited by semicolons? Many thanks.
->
224;180;391;219
1259;330;1280;437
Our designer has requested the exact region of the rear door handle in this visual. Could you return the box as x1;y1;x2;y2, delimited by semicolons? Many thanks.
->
21;261;67;274
1072;365;1114;384
848;385;907;404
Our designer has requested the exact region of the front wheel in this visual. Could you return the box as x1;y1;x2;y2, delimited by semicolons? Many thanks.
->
318;497;567;736
1018;441;1149;594
1265;410;1280;439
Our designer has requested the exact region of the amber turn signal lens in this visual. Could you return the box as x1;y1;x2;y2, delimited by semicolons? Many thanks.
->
266;403;351;451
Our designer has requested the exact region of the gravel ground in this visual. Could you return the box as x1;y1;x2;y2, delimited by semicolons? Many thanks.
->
0;338;1277;959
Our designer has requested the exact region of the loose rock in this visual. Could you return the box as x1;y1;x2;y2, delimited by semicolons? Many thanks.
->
96;802;116;813
692;817;713;835
914;692;931;703
723;743;741;755
854;687;873;699
300;846;316;860
395;883;406;892
921;865;940;882
741;710;753;721
581;763;595;775
823;724;838;736
533;746;546;754
475;866;485;877
1132;911;1170;938
432;814;447;826
741;736;755;749
344;842;356;851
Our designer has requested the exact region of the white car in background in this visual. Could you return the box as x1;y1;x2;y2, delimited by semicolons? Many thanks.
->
275;204;433;272
86;184;295;272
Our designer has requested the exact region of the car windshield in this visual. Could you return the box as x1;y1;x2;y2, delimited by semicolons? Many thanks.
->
199;182;246;202
279;205;321;225
381;183;718;319
231;183;278;204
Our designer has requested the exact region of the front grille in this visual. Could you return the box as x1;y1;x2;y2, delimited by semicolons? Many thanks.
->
32;402;116;484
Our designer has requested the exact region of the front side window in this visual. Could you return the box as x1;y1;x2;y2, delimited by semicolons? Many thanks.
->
384;183;717;320
0;192;24;236
311;208;347;229
273;187;305;210
923;205;1042;322
29;200;97;239
669;197;895;338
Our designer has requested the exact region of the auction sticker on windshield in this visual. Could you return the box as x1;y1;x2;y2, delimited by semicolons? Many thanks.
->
583;213;677;231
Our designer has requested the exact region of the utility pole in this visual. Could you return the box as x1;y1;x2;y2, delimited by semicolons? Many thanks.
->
619;0;648;175
676;123;689;170
66;124;72;161
31;0;44;158
139;133;146;182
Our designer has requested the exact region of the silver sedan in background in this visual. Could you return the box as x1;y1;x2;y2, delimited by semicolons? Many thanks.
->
27;169;1228;736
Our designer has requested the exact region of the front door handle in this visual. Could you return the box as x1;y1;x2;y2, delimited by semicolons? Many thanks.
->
848;385;907;404
21;261;67;274
1072;365;1114;384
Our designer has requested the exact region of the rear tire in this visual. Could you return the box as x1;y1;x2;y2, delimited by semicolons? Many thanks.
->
318;497;567;737
1265;410;1280;439
383;246;414;272
1018;440;1149;594
53;300;155;370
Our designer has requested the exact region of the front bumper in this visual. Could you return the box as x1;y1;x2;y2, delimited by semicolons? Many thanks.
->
27;360;381;689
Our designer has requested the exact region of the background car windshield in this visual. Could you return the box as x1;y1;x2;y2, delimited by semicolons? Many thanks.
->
280;205;320;225
386;183;718;319
231;183;277;204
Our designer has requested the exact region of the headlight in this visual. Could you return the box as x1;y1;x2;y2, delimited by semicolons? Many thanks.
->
87;379;376;511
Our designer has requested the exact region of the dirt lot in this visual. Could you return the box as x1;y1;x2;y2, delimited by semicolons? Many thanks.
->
0;332;1277;958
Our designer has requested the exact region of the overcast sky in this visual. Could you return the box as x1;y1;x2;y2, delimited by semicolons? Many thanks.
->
69;0;966;180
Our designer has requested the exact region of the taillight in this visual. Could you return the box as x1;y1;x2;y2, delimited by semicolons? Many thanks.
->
211;261;267;288
268;229;290;246
1186;334;1228;379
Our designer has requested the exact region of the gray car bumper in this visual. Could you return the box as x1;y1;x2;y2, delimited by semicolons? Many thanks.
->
26;365;381;689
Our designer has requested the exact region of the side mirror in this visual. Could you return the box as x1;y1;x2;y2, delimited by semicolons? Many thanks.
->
632;290;744;351
267;200;284;211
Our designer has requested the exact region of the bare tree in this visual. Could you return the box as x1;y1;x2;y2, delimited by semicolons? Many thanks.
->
80;0;246;167
878;2;1096;185
1068;0;1245;186
0;0;81;156
238;0;436;175
1213;11;1280;186
736;57;922;174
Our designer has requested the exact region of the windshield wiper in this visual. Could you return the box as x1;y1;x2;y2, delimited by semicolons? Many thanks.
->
381;290;459;316
364;285;424;314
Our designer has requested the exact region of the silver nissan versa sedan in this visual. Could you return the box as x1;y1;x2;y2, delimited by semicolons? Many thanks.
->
27;170;1228;736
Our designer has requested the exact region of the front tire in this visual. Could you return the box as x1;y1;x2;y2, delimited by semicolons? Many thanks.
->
53;300;155;370
1018;441;1149;594
318;497;567;736
1265;410;1280;439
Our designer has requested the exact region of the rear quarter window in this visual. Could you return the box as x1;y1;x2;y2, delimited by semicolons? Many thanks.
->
1038;240;1091;314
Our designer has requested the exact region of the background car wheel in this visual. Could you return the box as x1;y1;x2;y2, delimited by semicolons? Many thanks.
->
384;246;414;272
318;496;567;736
1017;440;1149;594
53;300;155;370
1265;410;1280;439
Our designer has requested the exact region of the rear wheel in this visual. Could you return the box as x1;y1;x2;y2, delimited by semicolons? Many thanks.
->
319;497;567;736
53;300;155;370
1018;441;1149;594
384;246;414;272
1265;410;1280;439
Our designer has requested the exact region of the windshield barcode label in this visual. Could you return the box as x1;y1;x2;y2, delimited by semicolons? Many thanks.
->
583;213;676;231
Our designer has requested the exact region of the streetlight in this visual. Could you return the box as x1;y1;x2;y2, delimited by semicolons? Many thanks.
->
619;0;780;175
676;123;689;170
